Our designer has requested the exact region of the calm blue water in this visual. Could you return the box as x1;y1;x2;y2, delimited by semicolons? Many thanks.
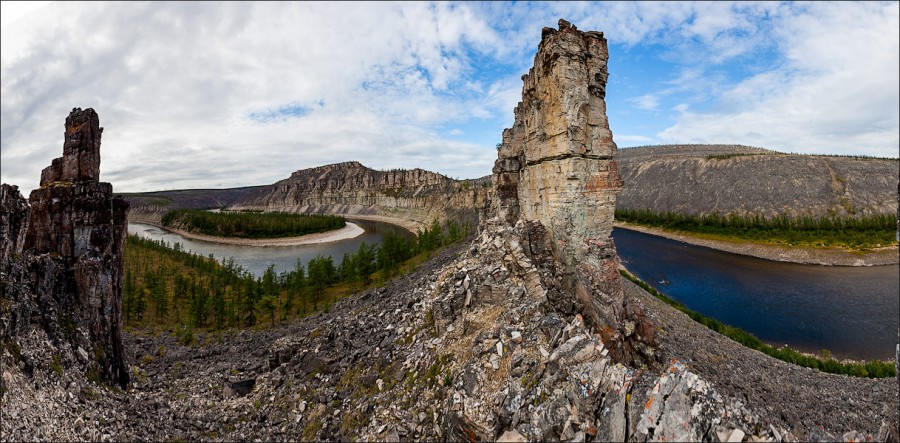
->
612;227;900;360
128;219;413;278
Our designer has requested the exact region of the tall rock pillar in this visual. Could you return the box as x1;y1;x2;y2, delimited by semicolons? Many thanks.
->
24;108;130;388
493;20;626;340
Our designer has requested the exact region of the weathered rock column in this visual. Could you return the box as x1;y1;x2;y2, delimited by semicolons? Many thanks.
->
0;185;29;271
24;108;130;388
493;20;626;340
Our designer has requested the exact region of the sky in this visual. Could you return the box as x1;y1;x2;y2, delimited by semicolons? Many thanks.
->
1;1;898;194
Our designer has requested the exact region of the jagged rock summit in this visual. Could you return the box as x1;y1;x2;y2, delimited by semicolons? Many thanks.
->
2;107;130;388
492;18;649;362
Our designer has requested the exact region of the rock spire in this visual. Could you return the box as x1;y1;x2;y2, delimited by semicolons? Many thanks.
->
18;107;130;387
492;19;626;342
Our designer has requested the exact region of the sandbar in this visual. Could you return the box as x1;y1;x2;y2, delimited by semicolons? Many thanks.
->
141;222;365;247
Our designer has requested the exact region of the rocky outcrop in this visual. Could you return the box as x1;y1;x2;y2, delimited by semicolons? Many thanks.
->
0;185;29;270
228;161;490;231
616;144;900;218
491;19;637;360
1;108;129;389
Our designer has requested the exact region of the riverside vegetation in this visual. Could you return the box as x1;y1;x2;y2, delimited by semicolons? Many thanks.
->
123;218;471;337
619;269;896;378
615;208;898;250
160;209;345;239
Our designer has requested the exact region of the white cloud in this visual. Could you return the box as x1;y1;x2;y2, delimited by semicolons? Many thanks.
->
658;2;900;157
615;134;654;145
0;2;506;192
0;1;52;30
628;94;660;111
2;2;898;196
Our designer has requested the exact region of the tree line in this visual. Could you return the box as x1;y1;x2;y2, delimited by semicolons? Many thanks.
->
615;208;897;249
123;219;471;336
161;209;346;239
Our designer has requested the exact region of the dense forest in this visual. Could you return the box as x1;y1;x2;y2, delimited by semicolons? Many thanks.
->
615;209;898;249
123;219;470;340
161;209;346;239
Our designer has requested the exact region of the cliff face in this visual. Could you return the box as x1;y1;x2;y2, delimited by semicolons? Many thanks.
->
616;145;900;218
229;161;490;230
491;19;634;354
1;108;129;388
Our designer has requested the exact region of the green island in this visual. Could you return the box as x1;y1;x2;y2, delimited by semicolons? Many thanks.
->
619;269;896;379
615;208;898;250
123;219;470;340
160;209;346;239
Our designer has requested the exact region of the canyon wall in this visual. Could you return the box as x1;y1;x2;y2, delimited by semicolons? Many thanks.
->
1;108;129;388
229;161;490;231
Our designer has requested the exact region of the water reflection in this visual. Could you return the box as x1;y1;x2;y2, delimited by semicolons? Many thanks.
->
127;220;413;278
612;228;899;361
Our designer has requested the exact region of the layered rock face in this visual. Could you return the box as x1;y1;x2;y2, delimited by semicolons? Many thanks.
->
492;20;626;342
230;161;489;230
2;108;129;388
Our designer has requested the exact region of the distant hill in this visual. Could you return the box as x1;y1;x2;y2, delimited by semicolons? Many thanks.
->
121;144;899;228
228;161;490;231
118;186;266;210
118;186;267;225
615;144;899;219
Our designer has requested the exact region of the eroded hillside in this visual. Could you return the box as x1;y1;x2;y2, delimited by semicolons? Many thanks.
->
228;161;490;231
616;145;899;218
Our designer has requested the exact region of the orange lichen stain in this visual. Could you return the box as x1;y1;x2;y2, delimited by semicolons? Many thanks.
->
645;397;653;410
465;427;476;443
583;173;613;192
66;122;86;135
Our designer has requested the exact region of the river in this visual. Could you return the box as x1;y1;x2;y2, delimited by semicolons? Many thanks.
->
127;221;899;361
612;227;900;361
127;219;414;277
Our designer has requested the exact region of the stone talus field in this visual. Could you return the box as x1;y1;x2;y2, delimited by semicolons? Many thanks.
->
1;22;898;443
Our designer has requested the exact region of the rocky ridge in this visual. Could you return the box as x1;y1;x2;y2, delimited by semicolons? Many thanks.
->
227;161;490;231
615;144;899;219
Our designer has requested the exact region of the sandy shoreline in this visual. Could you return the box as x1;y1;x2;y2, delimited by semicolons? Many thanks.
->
325;214;421;234
134;222;365;247
614;222;899;266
